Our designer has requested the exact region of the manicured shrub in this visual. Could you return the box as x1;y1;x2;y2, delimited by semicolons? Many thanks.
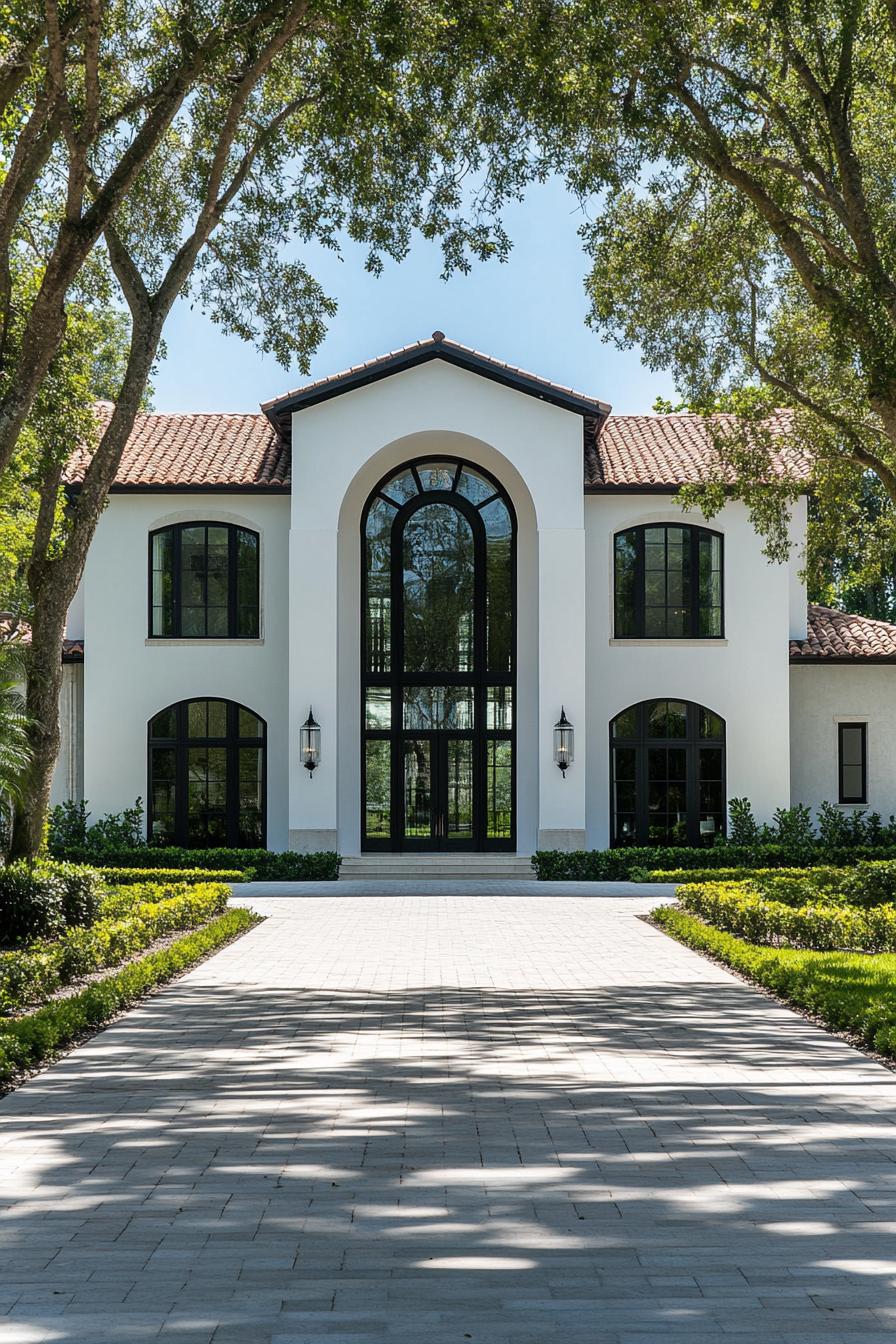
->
0;864;68;943
48;798;146;854
676;880;896;952
652;906;896;1059
0;881;231;1013
648;865;849;885
0;861;107;945
97;866;250;885
59;846;340;881
533;844;896;882
0;908;258;1083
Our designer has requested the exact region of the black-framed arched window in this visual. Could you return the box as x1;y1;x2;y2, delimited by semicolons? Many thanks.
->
614;524;723;638
149;522;259;638
148;698;265;848
610;699;725;847
362;457;515;852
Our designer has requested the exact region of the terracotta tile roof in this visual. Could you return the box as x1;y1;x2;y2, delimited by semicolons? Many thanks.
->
66;411;288;491
791;605;896;661
0;616;84;663
587;411;810;488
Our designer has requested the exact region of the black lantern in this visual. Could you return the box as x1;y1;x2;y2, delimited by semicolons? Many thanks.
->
553;707;574;777
300;707;320;775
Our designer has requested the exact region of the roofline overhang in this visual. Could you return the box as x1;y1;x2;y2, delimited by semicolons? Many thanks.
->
790;654;896;665
66;481;291;496
262;339;612;441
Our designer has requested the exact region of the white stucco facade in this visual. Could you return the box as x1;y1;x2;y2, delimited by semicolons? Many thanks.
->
55;342;896;855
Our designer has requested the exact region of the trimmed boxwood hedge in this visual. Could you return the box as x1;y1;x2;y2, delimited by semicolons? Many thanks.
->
647;865;848;885
98;866;249;885
652;906;896;1059
532;845;896;881
676;881;896;952
0;882;232;1013
59;847;340;881
0;907;258;1084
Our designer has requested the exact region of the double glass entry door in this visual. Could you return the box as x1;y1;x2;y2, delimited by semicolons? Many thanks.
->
402;734;474;848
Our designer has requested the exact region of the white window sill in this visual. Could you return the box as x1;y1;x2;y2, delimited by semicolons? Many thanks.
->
145;638;265;647
608;638;728;648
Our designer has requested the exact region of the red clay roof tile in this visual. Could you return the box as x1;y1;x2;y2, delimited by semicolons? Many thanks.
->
791;605;896;661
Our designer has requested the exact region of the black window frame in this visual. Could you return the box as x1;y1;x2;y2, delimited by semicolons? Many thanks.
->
360;455;516;853
147;697;267;848
838;722;868;805
613;523;724;639
609;699;726;848
148;521;260;639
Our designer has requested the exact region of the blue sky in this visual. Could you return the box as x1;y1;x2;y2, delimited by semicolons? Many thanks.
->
152;176;676;417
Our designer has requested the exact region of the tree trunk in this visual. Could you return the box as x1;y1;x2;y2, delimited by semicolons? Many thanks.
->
9;578;68;859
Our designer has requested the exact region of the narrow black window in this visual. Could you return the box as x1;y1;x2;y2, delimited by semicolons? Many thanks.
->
614;525;723;638
148;698;265;848
150;523;259;638
838;723;867;804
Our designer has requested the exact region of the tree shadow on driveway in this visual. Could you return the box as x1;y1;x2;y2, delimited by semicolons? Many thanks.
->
2;978;896;1342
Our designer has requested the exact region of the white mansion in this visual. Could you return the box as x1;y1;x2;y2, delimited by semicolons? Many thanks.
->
52;333;896;856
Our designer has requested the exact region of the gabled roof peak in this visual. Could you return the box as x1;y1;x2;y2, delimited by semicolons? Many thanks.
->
262;333;612;439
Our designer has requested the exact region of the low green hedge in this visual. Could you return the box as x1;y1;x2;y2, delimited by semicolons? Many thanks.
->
59;847;340;881
652;906;896;1058
0;907;258;1084
648;865;848;885
676;881;896;952
98;866;250;885
532;845;896;881
0;882;231;1014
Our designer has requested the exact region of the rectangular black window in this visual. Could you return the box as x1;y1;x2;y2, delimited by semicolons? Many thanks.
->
149;522;259;639
838;723;867;804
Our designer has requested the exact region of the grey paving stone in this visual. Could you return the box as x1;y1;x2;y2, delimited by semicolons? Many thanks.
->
3;889;896;1343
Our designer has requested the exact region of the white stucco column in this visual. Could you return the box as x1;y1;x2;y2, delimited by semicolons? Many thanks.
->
537;527;587;850
289;525;339;851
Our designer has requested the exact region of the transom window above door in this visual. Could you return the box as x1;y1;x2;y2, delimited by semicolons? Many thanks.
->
149;522;259;638
614;524;723;638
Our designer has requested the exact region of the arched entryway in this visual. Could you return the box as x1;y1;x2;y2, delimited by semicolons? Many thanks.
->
610;698;726;847
361;457;516;850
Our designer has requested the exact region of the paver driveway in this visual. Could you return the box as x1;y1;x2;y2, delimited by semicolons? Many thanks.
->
4;889;896;1344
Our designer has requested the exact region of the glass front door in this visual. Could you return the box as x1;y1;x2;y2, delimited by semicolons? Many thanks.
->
401;735;475;849
361;457;515;851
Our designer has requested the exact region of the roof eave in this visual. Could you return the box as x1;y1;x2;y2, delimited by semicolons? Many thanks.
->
262;343;611;440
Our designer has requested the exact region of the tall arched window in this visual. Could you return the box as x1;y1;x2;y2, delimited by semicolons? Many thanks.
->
610;699;725;847
150;522;259;638
614;524;723;638
362;458;515;851
148;698;265;848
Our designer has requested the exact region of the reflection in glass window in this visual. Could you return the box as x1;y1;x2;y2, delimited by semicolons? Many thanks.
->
149;522;259;639
614;524;723;639
611;699;725;848
403;686;474;730
148;698;265;848
403;503;475;672
361;456;515;850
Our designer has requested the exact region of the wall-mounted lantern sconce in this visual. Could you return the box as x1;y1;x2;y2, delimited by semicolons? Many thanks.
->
301;707;320;775
553;707;574;777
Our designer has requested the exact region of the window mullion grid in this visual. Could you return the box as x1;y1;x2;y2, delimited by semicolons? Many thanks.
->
690;528;700;639
227;527;237;638
635;529;646;638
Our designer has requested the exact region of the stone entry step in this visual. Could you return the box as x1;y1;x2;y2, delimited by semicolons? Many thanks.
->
340;854;535;881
